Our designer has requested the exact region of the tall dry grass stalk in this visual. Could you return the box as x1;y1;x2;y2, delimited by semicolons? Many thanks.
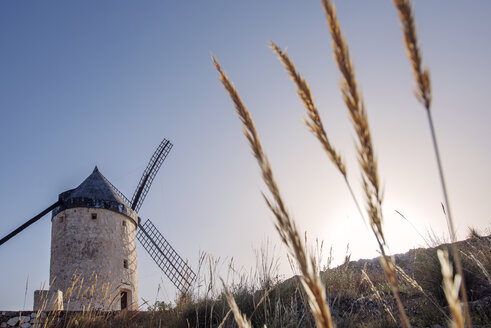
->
392;0;471;325
395;209;431;247
462;251;491;285
270;41;368;230
361;268;396;324
394;264;423;293
437;250;464;328
217;309;233;328
223;283;252;328
394;262;449;320
23;275;29;311
270;42;345;177
213;55;334;328
392;0;431;109
321;0;410;326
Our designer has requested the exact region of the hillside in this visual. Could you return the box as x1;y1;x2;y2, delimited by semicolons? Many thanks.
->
1;233;489;327
316;233;491;327
163;232;491;327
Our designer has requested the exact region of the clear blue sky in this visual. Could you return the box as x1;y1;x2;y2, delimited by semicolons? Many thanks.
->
0;1;490;310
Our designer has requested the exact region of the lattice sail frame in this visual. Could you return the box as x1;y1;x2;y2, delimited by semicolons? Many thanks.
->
131;139;173;213
137;219;196;294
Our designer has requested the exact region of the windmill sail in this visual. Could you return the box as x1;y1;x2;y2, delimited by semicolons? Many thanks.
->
137;219;196;294
0;201;60;246
131;139;173;213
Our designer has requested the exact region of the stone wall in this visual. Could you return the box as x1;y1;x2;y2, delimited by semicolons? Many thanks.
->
49;207;138;311
0;312;46;328
0;311;148;327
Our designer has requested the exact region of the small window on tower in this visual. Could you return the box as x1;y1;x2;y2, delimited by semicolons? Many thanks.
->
92;213;97;220
122;220;126;226
59;216;64;223
123;259;128;269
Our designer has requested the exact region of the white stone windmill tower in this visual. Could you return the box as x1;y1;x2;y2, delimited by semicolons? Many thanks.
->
0;138;196;311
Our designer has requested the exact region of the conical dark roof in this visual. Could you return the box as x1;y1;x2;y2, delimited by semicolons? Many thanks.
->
52;167;138;223
68;166;127;204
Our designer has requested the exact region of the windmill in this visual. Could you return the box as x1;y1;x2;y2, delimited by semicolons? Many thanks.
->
0;138;196;311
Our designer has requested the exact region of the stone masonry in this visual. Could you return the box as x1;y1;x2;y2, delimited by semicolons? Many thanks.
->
49;207;138;311
33;290;63;311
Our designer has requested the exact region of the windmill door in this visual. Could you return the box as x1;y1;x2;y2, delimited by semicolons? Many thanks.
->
121;291;127;310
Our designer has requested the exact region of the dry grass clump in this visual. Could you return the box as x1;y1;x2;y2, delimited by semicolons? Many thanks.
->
33;272;135;328
411;234;490;303
24;235;490;327
146;248;308;328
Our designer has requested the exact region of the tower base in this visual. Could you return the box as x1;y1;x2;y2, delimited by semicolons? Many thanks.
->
33;290;63;311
